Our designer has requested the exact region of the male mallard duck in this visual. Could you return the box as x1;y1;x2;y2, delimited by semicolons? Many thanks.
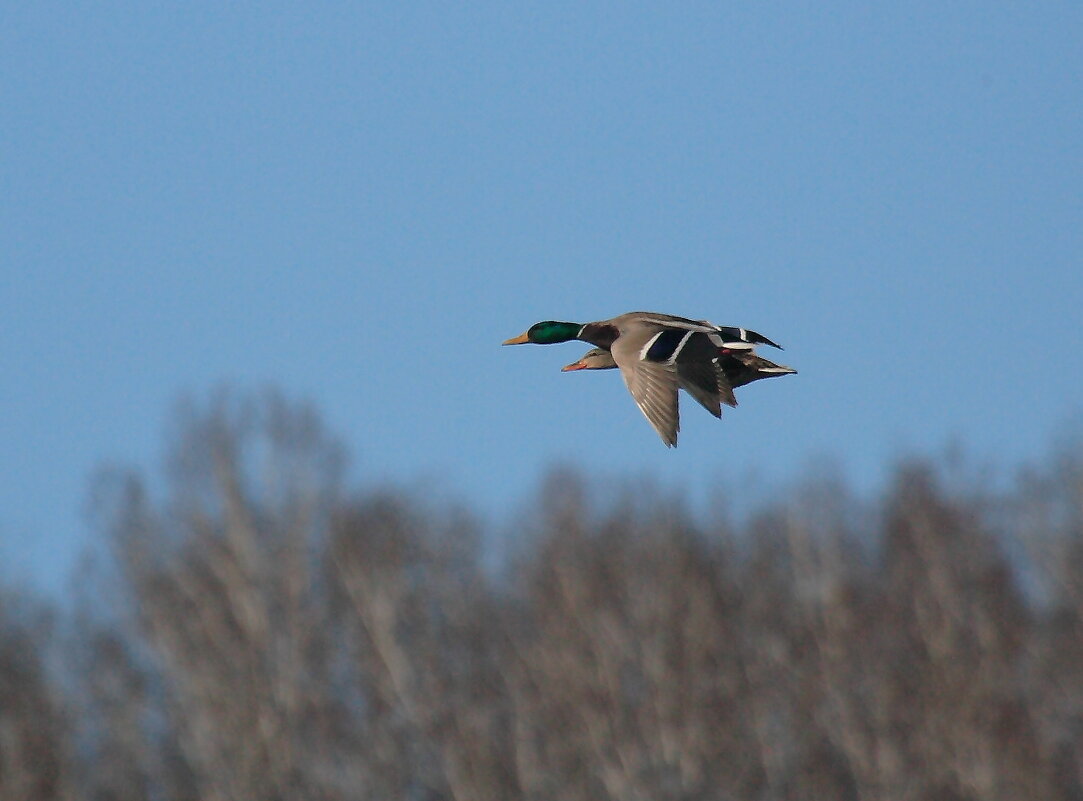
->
502;311;790;447
562;347;797;389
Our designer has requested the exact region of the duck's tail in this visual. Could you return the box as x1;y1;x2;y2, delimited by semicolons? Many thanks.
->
719;352;797;389
710;326;783;350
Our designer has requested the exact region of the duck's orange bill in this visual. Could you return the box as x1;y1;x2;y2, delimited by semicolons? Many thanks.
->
502;332;531;345
561;361;587;372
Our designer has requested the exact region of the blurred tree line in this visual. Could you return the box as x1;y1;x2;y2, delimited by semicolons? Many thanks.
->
2;390;1083;801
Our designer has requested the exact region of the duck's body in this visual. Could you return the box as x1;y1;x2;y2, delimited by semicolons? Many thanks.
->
562;347;797;390
503;311;793;447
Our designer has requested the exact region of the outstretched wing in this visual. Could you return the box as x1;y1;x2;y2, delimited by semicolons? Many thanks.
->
610;333;681;447
678;360;736;416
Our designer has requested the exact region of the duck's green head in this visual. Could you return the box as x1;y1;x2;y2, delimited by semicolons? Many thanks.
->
502;321;582;345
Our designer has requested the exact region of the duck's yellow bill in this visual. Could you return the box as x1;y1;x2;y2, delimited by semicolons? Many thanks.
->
502;332;531;345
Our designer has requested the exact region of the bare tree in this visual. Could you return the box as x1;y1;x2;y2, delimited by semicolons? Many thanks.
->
0;591;69;801
91;389;349;801
4;391;1083;800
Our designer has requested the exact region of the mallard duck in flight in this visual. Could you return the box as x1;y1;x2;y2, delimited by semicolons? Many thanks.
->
502;311;794;447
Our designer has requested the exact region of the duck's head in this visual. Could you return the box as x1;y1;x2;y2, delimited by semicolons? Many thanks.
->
502;321;582;345
561;348;617;372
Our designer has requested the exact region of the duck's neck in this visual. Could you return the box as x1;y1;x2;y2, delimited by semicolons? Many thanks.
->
578;322;619;349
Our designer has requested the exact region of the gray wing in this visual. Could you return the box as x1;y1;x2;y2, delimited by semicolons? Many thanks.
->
610;334;681;447
673;331;738;412
678;361;736;416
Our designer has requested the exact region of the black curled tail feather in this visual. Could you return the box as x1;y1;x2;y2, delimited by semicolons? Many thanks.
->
713;326;783;350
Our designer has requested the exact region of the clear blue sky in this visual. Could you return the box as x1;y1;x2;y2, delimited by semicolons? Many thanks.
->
3;2;1082;593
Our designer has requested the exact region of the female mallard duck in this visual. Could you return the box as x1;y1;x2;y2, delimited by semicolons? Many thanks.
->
502;311;790;447
562;347;797;389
